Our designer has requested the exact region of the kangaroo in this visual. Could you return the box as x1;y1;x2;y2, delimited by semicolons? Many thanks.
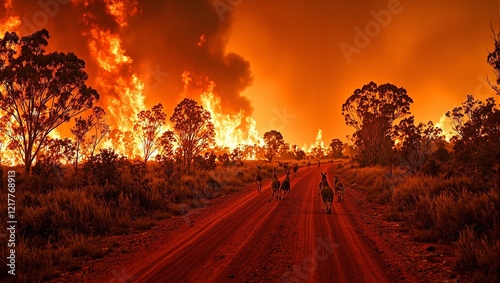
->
269;167;281;202
318;173;333;213
254;166;263;193
280;170;291;199
334;175;345;202
293;163;299;177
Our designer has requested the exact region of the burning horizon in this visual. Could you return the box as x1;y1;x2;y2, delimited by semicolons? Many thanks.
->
0;0;498;166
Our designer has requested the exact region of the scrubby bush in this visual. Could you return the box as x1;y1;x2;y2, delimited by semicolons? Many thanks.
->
0;157;269;282
455;227;500;282
344;164;499;281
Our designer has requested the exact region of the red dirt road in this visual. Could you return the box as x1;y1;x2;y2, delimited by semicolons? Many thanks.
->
97;163;398;283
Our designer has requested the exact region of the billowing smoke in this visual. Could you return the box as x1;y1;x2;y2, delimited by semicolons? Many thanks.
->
122;0;254;113
0;0;254;123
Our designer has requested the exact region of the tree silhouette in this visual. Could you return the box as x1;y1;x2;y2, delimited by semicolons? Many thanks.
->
291;144;306;160
392;116;443;172
156;130;176;158
170;98;215;174
134;103;167;165
83;148;124;187
71;106;108;173
0;30;99;174
155;128;176;180
329;139;344;159
85;114;110;158
447;95;500;177
263;130;285;162
342;82;413;166
109;129;136;159
487;26;500;95
230;147;243;164
38;137;75;166
33;137;74;191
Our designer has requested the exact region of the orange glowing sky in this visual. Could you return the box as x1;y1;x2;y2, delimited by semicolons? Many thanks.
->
227;1;499;146
1;0;499;149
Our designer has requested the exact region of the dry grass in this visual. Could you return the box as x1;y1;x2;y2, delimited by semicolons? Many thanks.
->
341;164;500;281
0;159;274;282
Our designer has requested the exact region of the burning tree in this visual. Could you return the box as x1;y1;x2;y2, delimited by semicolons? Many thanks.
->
0;29;99;174
170;98;215;174
263;130;285;162
342;82;413;166
291;144;306;160
156;130;176;160
134;103;167;165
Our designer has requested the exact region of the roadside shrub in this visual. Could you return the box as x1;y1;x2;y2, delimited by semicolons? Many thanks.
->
20;189;113;240
345;165;500;282
455;227;500;282
82;148;126;187
0;160;285;281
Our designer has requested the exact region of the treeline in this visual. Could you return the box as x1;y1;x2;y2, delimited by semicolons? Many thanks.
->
336;29;500;282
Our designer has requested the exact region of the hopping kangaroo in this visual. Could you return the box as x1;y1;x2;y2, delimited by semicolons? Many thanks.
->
254;166;263;193
318;173;334;213
334;175;345;202
280;170;291;199
269;167;281;202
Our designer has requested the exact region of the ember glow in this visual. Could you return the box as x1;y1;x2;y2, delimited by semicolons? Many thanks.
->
81;0;146;130
184;70;264;159
0;0;498;165
0;0;19;35
302;129;329;157
435;114;454;142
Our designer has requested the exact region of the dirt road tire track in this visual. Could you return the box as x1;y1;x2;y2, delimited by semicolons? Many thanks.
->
99;164;398;282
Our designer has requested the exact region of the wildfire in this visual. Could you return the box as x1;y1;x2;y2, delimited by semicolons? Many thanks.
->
0;16;20;36
302;129;328;156
89;30;131;72
0;1;322;166
435;113;454;141
79;0;145;158
0;0;20;36
180;71;263;159
104;0;138;28
0;117;18;167
201;91;264;150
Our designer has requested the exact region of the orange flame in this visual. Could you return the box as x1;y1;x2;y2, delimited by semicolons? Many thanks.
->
81;0;145;158
182;71;264;159
302;129;329;157
435;113;454;141
0;1;19;165
0;0;20;35
0;114;20;167
201;92;264;150
104;0;138;28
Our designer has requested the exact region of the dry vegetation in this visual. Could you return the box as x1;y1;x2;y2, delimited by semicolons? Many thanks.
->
0;157;280;282
339;163;500;282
